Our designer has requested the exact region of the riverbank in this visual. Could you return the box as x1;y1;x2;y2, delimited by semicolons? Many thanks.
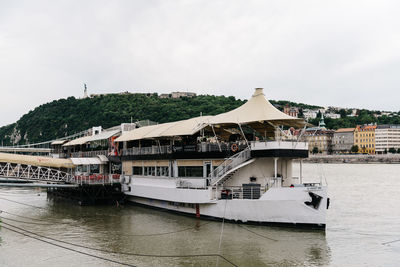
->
303;154;400;164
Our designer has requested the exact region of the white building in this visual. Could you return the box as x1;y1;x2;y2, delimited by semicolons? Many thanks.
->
303;109;318;120
375;125;400;154
171;92;197;98
325;113;341;119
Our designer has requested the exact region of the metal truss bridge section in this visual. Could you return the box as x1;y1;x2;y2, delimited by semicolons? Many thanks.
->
0;162;74;184
0;162;121;187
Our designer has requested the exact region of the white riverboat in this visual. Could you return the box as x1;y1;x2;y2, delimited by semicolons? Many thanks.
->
116;88;329;229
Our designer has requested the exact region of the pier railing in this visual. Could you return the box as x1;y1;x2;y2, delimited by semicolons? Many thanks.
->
0;162;120;185
0;162;74;184
70;150;109;158
73;174;121;185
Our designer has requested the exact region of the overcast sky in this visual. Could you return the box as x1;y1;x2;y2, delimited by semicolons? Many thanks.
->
1;0;399;127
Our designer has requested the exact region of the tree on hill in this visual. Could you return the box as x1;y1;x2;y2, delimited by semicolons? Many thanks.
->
0;93;245;145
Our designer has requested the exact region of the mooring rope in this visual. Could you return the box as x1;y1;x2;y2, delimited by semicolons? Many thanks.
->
1;225;137;267
238;225;278;241
1;221;238;267
216;199;228;267
382;238;400;245
0;196;46;209
0;208;213;237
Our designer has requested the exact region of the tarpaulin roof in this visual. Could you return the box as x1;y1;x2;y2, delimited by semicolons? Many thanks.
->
0;152;74;169
51;140;68;145
116;116;211;142
63;129;121;147
115;88;307;142
208;88;305;127
70;157;104;165
90;129;120;142
63;136;92;147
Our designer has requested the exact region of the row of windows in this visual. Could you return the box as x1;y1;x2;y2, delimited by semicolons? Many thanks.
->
360;144;374;148
178;166;203;177
133;166;170;177
132;166;205;177
355;139;374;143
355;133;374;137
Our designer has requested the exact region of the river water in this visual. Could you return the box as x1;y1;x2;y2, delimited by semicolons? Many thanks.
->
0;163;399;267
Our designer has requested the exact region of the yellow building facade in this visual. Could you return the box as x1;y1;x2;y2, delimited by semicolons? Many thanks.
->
354;125;376;154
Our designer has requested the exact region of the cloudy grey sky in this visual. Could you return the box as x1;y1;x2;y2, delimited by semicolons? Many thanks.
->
1;0;399;127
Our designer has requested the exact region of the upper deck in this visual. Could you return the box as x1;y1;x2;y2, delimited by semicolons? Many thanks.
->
117;140;308;161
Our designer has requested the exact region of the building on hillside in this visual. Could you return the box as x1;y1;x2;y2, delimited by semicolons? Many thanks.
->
375;125;400;154
354;125;376;154
283;104;299;118
325;113;341;119
171;92;197;98
303;115;334;154
159;94;170;98
347;109;358;117
303;109;318;120
159;92;197;99
332;128;355;153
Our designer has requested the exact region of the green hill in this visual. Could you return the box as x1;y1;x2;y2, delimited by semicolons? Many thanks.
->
1;92;399;146
0;93;246;145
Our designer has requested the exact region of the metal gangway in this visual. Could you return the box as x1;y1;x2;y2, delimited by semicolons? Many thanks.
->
0;162;120;188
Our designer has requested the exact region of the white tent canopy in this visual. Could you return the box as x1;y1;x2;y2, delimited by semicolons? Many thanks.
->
70;157;105;165
63;129;121;147
51;140;68;145
0;152;74;169
113;88;306;143
90;129;120;142
208;88;304;127
116;116;211;142
63;136;92;147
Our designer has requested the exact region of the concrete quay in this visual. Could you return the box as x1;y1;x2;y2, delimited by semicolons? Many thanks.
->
303;154;400;164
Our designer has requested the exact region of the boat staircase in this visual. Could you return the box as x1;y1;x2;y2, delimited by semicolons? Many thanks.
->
209;148;255;186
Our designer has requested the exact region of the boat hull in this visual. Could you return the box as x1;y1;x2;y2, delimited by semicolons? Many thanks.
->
125;186;328;230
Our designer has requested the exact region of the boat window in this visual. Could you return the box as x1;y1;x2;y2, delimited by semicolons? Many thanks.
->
178;166;203;177
132;166;143;175
90;164;100;174
76;165;88;173
144;166;151;176
160;166;169;177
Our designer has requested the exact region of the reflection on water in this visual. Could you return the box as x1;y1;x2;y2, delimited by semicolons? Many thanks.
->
2;163;400;266
0;187;330;267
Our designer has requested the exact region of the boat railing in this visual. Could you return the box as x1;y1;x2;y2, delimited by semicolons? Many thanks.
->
175;178;208;189
122;142;248;156
209;147;252;185
70;150;109;158
123;145;172;156
216;185;268;200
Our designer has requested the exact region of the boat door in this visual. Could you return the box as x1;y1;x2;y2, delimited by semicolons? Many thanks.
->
204;161;212;186
204;161;212;177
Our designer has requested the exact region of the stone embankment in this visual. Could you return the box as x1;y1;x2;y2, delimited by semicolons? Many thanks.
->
303;154;400;164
